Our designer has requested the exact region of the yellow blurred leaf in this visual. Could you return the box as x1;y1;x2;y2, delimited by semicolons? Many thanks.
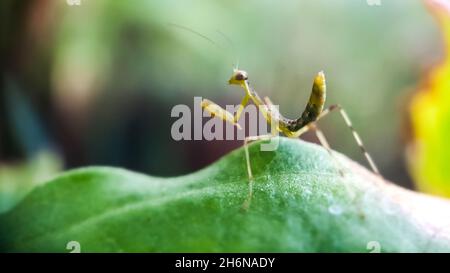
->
409;0;450;197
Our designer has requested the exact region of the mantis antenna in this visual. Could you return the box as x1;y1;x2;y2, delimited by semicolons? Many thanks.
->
168;23;239;68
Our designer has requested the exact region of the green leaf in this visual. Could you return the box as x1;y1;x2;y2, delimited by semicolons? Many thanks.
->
0;151;62;214
1;138;450;252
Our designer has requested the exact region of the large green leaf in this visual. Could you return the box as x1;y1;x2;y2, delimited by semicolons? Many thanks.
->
1;138;450;252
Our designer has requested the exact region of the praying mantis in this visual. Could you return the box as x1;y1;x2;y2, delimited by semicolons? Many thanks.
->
202;69;381;209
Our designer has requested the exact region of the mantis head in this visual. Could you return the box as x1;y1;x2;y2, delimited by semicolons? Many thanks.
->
228;69;248;86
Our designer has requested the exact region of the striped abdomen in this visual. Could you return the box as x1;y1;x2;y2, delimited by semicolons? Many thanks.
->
284;71;326;132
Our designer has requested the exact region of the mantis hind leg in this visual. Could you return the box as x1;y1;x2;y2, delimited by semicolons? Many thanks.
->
289;122;347;177
308;123;345;177
318;104;381;176
308;123;358;199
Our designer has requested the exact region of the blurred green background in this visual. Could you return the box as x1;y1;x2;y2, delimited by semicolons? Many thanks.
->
0;0;445;209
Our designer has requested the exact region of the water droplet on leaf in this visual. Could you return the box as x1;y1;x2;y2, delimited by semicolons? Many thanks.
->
328;204;344;215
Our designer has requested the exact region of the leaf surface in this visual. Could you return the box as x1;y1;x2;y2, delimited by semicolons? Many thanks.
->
1;138;450;252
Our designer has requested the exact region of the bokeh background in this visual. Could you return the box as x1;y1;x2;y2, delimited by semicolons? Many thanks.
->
1;0;448;212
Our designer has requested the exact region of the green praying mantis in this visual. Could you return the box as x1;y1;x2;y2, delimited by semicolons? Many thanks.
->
169;22;381;208
202;69;381;209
